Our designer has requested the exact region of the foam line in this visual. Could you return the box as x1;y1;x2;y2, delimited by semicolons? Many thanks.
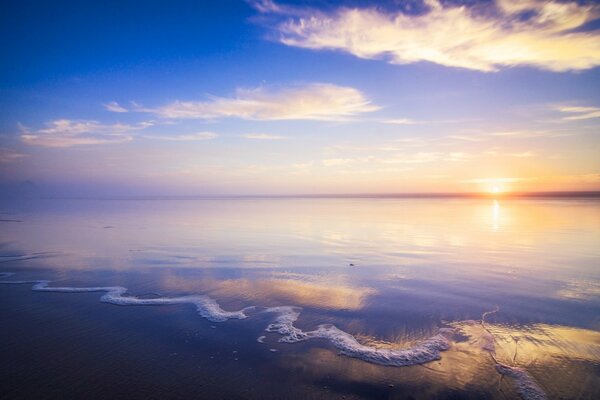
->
0;274;252;322
495;363;547;400
264;306;453;367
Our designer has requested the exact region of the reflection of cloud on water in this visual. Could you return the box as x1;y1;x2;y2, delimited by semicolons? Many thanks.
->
220;279;375;310
160;273;375;311
452;320;600;399
492;323;600;364
557;279;600;301
280;346;505;399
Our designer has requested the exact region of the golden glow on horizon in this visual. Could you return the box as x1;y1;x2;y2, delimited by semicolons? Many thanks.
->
485;185;504;196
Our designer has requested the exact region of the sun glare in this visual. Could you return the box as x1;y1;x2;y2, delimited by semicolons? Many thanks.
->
488;186;504;196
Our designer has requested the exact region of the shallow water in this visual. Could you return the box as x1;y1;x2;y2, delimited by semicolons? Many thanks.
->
1;197;599;399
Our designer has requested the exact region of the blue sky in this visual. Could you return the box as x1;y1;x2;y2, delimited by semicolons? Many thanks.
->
1;0;599;195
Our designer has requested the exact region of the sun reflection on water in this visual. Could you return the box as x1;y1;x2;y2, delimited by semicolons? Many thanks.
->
492;200;500;232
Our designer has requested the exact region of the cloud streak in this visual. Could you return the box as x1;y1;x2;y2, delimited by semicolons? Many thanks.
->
381;118;417;125
103;102;128;113
133;83;379;121
19;119;152;148
556;105;600;120
461;177;537;184
255;0;600;72
142;132;218;141
242;133;285;140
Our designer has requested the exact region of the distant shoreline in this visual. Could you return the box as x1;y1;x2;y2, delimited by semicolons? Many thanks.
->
38;191;600;201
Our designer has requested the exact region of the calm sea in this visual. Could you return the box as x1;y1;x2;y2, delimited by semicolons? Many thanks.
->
1;197;599;399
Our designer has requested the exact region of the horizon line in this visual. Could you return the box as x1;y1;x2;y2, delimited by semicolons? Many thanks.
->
38;190;600;200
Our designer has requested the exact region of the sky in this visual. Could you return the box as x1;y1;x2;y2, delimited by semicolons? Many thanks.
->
1;0;599;196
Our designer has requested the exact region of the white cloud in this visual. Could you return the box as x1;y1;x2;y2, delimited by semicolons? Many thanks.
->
19;119;152;147
143;132;218;141
290;161;315;171
459;130;572;139
137;83;379;120
556;105;600;120
251;0;285;14
256;0;600;72
444;152;478;162
381;118;417;125
447;134;484;142
242;133;285;140
103;101;128;113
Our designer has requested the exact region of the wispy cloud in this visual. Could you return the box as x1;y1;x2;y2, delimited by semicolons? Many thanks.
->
444;152;478;162
507;151;536;158
320;152;446;168
452;130;572;140
143;132;218;141
133;83;379;121
378;152;442;164
447;134;484;142
242;133;285;140
487;130;540;137
19;119;152;147
103;101;128;113
290;161;315;173
254;0;600;72
463;173;600;186
380;118;417;125
461;177;537;184
0;147;26;163
556;105;600;121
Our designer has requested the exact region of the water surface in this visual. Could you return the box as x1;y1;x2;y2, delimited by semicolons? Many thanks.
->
1;197;599;399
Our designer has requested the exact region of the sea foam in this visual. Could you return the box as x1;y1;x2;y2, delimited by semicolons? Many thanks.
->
264;306;452;366
495;363;547;400
1;275;251;322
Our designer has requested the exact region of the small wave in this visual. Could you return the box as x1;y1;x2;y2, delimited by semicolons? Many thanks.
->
496;363;547;400
264;306;452;367
1;274;252;322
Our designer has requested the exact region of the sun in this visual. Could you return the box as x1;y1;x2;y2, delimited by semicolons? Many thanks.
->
488;186;504;196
